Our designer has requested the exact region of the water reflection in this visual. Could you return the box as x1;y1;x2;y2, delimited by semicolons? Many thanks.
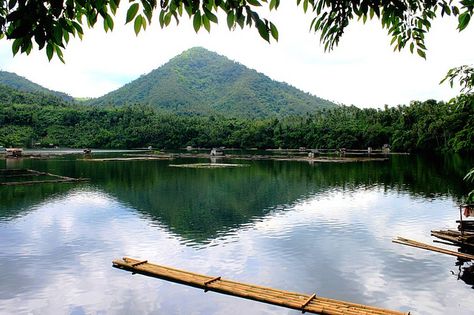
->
2;154;472;242
1;154;474;314
457;262;474;288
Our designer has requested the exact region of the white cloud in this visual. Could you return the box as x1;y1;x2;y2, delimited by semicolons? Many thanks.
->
0;2;472;107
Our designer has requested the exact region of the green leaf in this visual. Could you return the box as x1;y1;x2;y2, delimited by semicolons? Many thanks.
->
303;0;308;13
193;11;201;33
25;39;32;55
247;0;261;6
270;22;278;41
53;25;63;45
256;21;269;42
227;11;235;30
134;15;143;35
159;10;165;28
164;12;172;26
106;14;114;31
204;8;218;23
236;14;245;28
46;43;54;61
458;12;471;31
63;29;70;44
12;39;22;55
202;14;211;32
417;48;426;59
55;45;65;63
126;3;139;24
72;21;83;35
269;0;277;10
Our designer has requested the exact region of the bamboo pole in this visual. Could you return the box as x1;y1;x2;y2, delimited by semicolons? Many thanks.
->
0;168;88;186
112;257;408;315
431;230;474;248
393;237;474;260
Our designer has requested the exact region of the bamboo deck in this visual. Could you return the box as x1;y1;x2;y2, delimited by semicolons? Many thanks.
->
431;230;474;249
112;257;408;315
393;237;474;260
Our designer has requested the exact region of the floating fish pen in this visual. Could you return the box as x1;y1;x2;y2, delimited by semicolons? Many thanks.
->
171;153;389;163
83;156;173;162
458;204;474;232
113;257;408;315
169;163;248;169
5;148;23;157
431;230;474;249
210;148;225;156
421;205;474;249
0;169;88;186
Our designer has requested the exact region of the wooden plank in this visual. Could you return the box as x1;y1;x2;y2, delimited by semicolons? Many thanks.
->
393;237;474;260
112;257;408;315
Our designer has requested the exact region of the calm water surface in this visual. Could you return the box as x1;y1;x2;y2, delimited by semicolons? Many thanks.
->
0;154;473;314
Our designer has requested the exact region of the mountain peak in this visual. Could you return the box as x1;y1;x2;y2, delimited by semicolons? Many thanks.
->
0;70;73;102
90;48;336;117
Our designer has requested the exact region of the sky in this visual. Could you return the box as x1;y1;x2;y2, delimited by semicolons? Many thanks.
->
0;2;472;108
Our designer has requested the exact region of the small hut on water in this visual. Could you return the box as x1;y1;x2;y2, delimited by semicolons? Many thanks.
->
6;148;22;157
210;148;224;156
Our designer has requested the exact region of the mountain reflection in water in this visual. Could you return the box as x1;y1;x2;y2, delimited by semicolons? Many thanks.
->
0;154;473;314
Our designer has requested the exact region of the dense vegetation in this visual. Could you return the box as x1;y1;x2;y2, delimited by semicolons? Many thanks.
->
1;94;472;152
0;71;73;101
88;47;335;118
0;84;66;107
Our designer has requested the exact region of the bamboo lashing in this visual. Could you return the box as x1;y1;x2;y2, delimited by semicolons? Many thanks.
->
204;276;221;286
112;257;408;315
301;293;317;313
131;260;148;267
393;237;474;260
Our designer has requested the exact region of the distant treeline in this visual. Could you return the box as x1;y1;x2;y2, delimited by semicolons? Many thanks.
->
0;96;473;152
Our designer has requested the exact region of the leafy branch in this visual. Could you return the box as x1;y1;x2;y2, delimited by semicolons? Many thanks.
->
440;65;474;94
1;0;474;62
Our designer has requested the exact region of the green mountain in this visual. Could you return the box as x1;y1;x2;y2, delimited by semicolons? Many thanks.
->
89;47;336;117
0;70;73;102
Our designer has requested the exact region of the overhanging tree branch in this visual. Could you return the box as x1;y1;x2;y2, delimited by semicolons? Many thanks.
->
0;0;473;62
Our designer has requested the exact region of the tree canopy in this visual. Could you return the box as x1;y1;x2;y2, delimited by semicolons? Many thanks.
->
0;0;473;62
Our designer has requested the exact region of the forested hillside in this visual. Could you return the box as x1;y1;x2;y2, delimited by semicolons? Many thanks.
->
0;84;67;107
0;71;73;102
1;96;472;152
89;47;336;118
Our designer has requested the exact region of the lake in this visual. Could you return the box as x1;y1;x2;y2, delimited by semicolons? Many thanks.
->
0;153;473;314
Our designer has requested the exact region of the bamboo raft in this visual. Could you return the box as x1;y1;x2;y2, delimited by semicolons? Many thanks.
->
393;237;474;260
431;230;474;249
112;257;408;315
0;169;88;186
